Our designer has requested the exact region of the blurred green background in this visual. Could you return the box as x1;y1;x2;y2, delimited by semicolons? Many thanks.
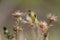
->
0;0;60;40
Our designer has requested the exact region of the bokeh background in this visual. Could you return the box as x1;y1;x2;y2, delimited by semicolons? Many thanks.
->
0;0;60;40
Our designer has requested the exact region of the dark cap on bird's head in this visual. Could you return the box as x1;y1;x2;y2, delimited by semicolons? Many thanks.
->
28;10;31;12
3;26;7;30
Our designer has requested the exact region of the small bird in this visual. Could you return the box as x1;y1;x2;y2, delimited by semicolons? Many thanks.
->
3;27;9;35
3;27;13;39
25;10;39;26
43;33;48;40
28;10;36;22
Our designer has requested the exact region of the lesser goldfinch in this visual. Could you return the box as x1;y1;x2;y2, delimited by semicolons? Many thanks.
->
3;27;13;39
28;10;36;22
28;10;39;24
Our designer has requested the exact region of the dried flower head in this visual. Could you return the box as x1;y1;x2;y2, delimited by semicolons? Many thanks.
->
46;13;57;21
12;10;23;18
12;25;23;32
39;21;48;33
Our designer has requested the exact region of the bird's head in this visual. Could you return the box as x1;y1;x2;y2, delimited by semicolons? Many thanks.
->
28;10;36;19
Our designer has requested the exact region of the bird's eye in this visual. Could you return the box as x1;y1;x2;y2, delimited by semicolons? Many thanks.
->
28;10;31;12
